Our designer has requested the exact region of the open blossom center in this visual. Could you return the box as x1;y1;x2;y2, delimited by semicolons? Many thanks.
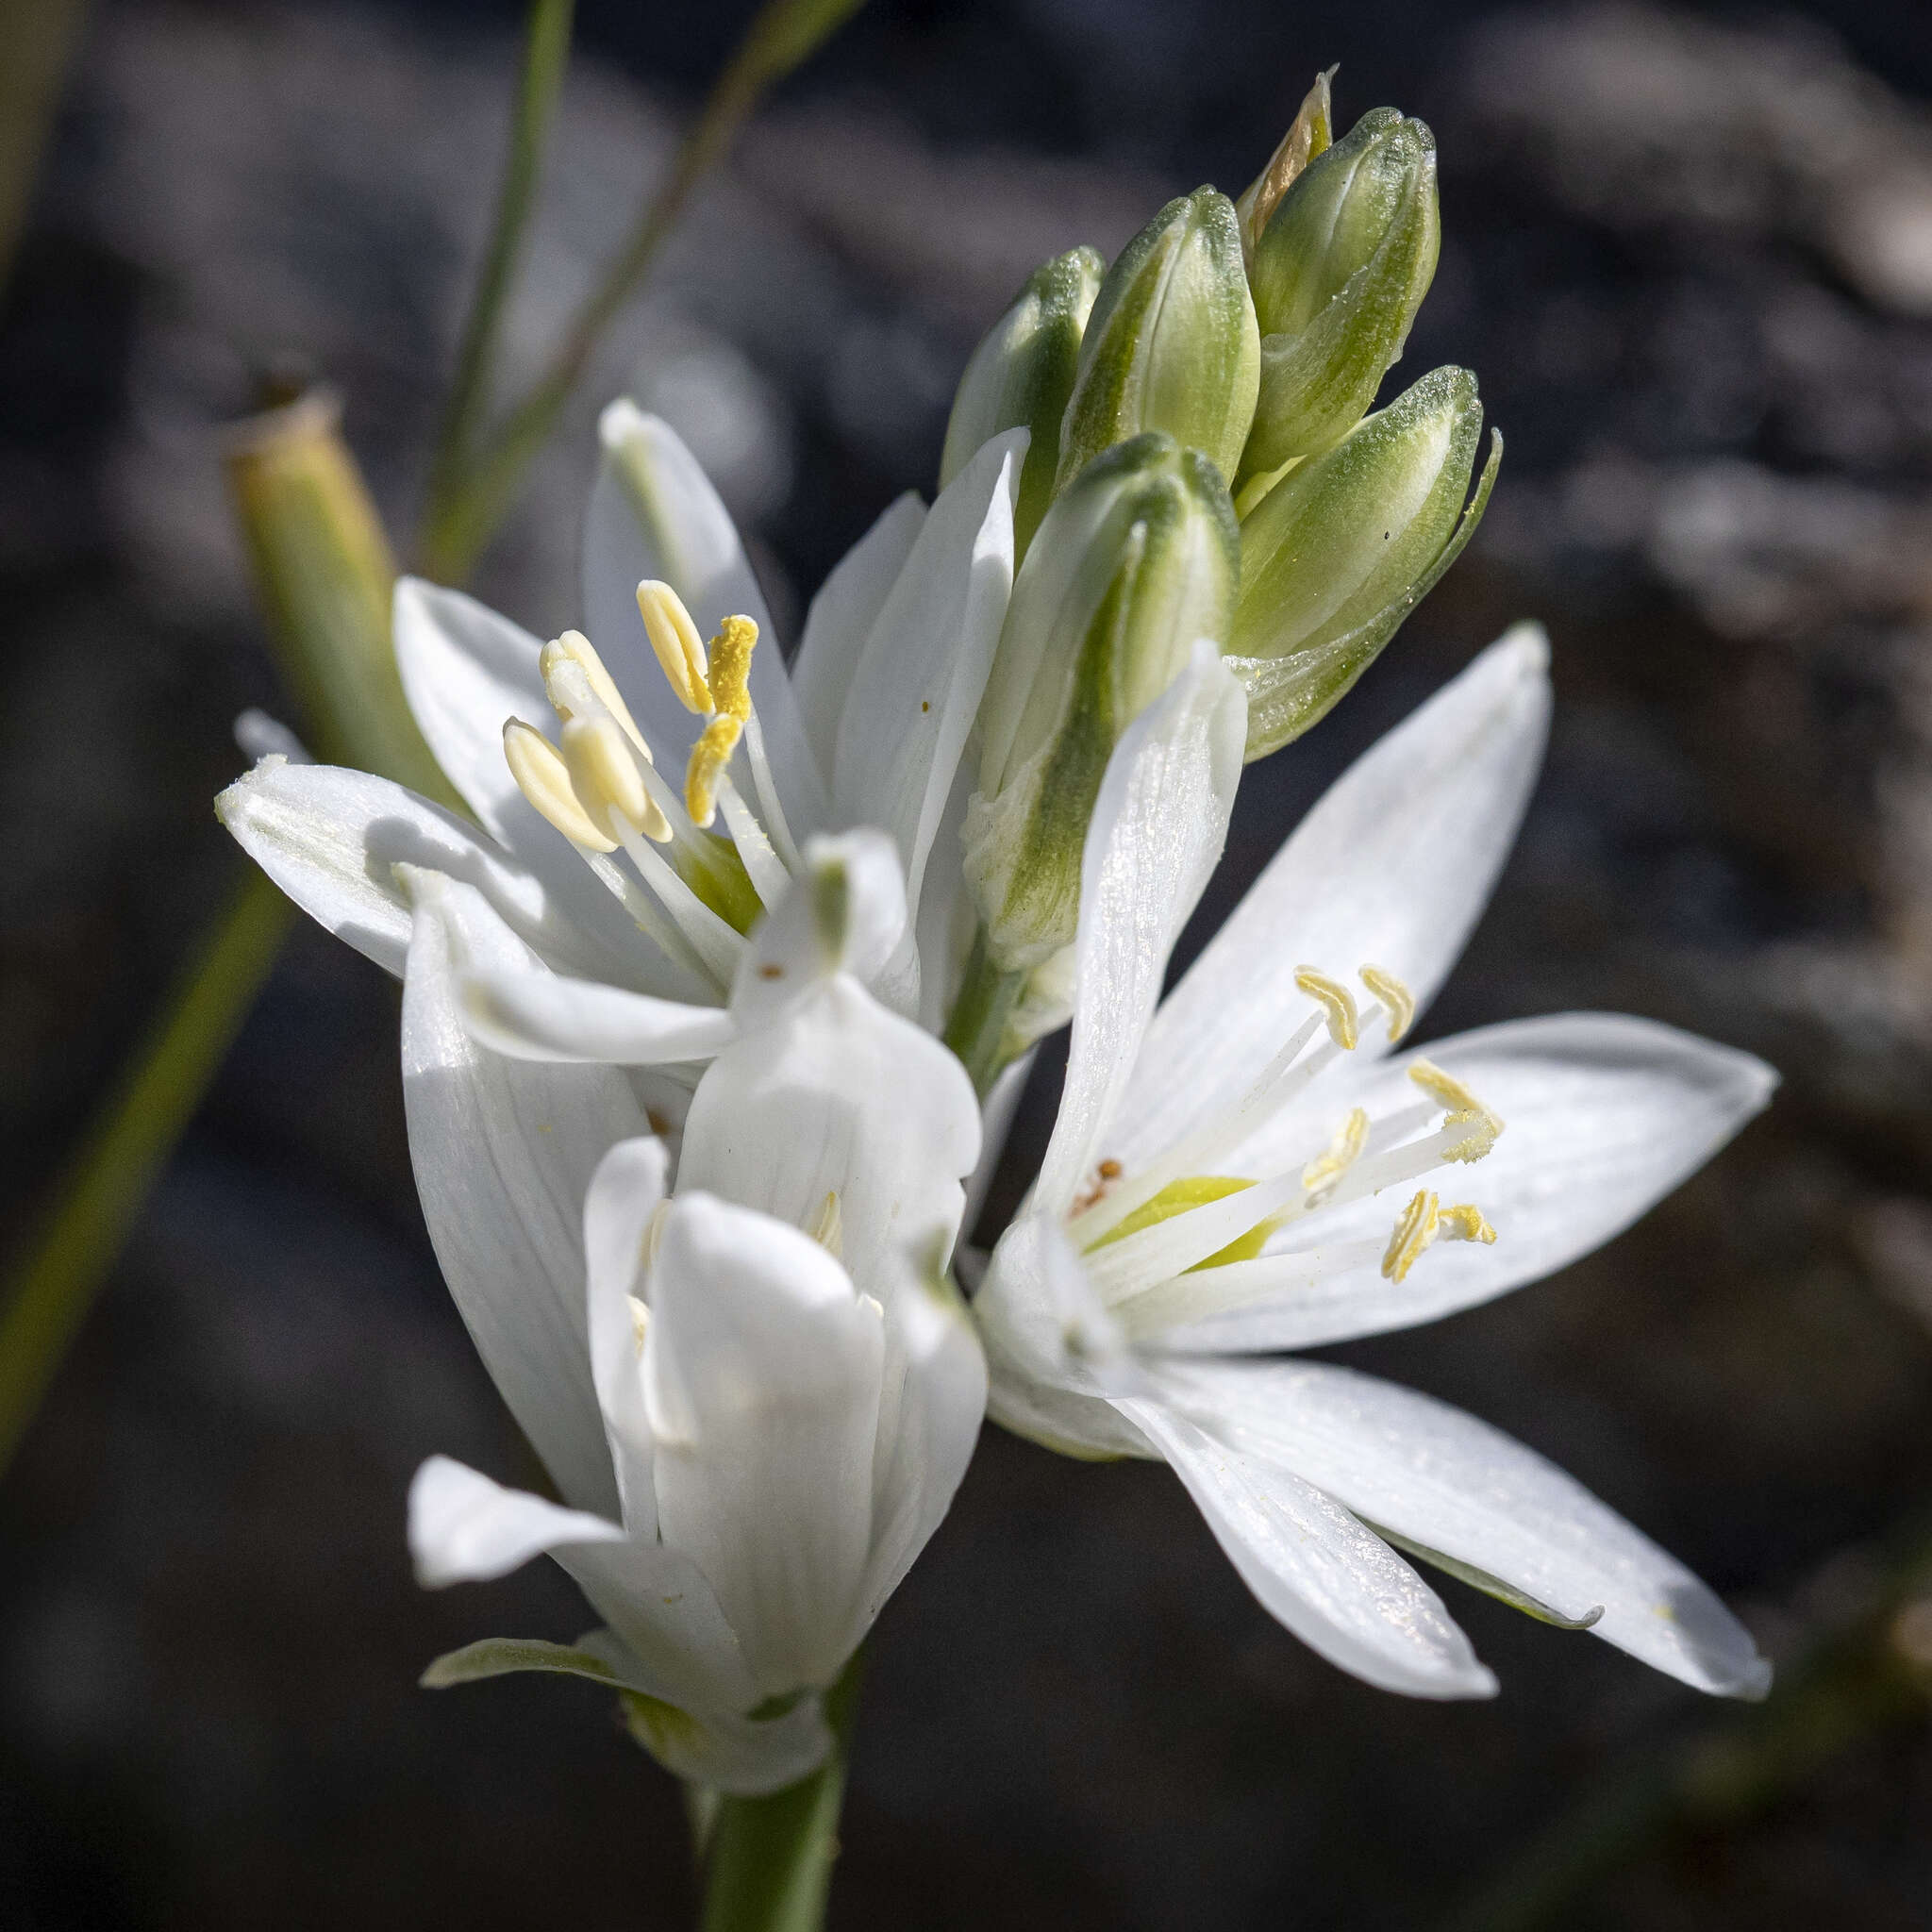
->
1064;964;1504;1341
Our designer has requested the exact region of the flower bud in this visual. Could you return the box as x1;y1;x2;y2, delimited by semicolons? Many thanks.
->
941;245;1107;558
1228;365;1500;761
1241;108;1441;480
1056;190;1259;493
966;433;1239;970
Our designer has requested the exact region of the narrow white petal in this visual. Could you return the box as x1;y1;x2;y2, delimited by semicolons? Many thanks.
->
459;965;735;1065
1116;624;1551;1174
681;974;980;1307
1119;1399;1498;1699
1167;1359;1770;1698
1035;646;1247;1220
793;491;926;781
583;1136;669;1537
583;403;828;836
1174;1013;1777;1353
644;1194;884;1699
402;874;644;1517
408;1456;624;1588
832;430;1025;924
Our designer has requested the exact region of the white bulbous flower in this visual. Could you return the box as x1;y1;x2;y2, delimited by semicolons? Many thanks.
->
974;626;1775;1703
401;834;987;1793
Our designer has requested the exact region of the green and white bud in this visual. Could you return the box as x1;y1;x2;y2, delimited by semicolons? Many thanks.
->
966;432;1238;971
941;245;1107;558
1229;364;1499;761
1056;190;1260;493
1240;108;1441;483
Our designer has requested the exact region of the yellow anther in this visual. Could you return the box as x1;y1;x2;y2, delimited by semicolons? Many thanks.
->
627;1295;651;1357
1438;1204;1498;1246
806;1191;843;1260
1301;1108;1369;1200
1294;966;1359;1050
636;581;711;714
705;615;758;723
684;715;742;827
1408;1058;1505;1162
1382;1191;1440;1282
541;630;656;758
643;1200;671;1273
1359;964;1416;1043
503;719;615;852
560;714;671;843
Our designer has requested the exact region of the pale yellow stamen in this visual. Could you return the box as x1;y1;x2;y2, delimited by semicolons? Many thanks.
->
504;719;615;852
642;1200;671;1273
1408;1058;1506;1162
627;1295;651;1357
684;715;742;827
705;615;758;723
1302;1108;1369;1201
1439;1204;1498;1246
541;630;656;759
636;581;710;714
1294;966;1359;1050
1359;964;1415;1043
806;1191;843;1260
1382;1191;1440;1282
561;713;670;843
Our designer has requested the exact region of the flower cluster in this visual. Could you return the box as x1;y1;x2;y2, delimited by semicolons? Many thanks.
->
220;74;1771;1794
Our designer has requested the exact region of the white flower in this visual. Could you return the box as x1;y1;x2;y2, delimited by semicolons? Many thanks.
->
401;833;987;1793
974;626;1775;1702
217;402;1026;1073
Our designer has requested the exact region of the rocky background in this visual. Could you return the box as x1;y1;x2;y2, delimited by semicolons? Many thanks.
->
4;0;1932;1924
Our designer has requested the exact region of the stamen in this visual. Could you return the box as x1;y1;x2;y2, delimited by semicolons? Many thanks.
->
1408;1058;1505;1161
541;630;655;758
1294;966;1359;1050
685;715;742;827
1301;1108;1369;1202
560;714;654;844
806;1191;843;1259
1359;965;1415;1043
1381;1190;1497;1282
705;616;758;723
636;581;710;713
642;1200;671;1274
1439;1204;1498;1245
504;720;615;852
627;1295;650;1357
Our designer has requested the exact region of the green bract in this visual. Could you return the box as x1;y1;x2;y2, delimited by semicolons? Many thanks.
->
941;244;1107;558
1055;189;1259;493
1241;108;1441;481
966;432;1239;970
1228;364;1499;761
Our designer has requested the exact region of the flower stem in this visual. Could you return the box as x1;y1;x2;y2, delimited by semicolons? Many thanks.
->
0;869;292;1474
417;0;868;584
943;928;1028;1100
698;1654;863;1932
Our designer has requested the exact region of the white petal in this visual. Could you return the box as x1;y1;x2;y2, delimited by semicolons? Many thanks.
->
1119;1398;1498;1699
832;430;1024;924
401;873;644;1517
217;758;612;982
408;1456;624;1588
392;578;674;989
1035;645;1247;1220
583;1136;669;1537
459;965;735;1064
1166;1358;1770;1698
1174;1012;1777;1353
793;491;926;782
582;403;828;836
644;1194;884;1699
681;973;980;1307
1115;623;1551;1174
858;1250;988;1621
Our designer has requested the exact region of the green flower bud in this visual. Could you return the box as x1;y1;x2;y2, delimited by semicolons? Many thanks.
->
1241;108;1441;481
1233;66;1337;271
1229;365;1500;762
1056;189;1260;493
941;245;1108;558
966;433;1238;971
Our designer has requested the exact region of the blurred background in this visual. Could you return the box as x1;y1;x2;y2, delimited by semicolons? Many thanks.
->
5;0;1932;1924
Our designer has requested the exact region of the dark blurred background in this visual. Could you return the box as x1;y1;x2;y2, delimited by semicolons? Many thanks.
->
7;0;1932;1924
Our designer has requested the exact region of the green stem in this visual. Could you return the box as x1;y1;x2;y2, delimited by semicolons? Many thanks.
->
417;0;868;584
421;0;575;549
0;870;293;1474
699;1653;863;1932
942;927;1027;1101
